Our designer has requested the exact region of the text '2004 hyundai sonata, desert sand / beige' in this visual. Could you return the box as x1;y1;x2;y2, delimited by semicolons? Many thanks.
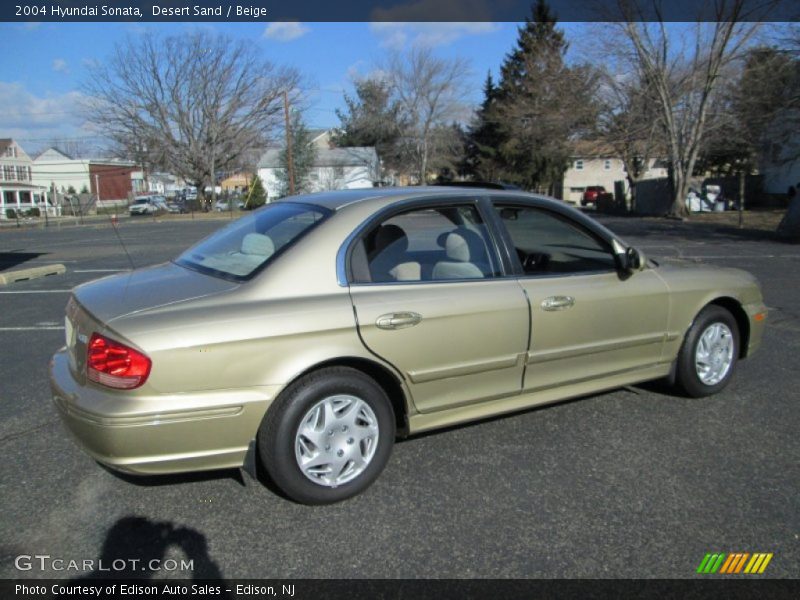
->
50;188;767;504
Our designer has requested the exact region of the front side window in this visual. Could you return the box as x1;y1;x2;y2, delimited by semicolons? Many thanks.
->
177;202;328;280
352;204;500;283
495;204;616;276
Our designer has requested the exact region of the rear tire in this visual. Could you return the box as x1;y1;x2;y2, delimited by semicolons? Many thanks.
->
257;367;395;504
674;305;739;398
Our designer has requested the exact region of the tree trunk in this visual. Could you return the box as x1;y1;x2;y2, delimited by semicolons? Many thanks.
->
668;165;689;219
738;170;745;229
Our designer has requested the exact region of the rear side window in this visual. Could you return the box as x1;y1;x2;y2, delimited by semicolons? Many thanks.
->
495;204;616;275
176;203;328;281
352;204;500;283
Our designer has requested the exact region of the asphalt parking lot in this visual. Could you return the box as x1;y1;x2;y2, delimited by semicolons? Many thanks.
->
0;213;798;580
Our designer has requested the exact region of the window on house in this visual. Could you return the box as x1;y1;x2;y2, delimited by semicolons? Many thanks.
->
16;166;28;181
3;166;14;180
604;159;611;171
575;160;584;171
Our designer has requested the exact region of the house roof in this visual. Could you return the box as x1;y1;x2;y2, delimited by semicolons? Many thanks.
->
257;146;378;169
36;147;74;161
570;140;618;158
33;147;137;167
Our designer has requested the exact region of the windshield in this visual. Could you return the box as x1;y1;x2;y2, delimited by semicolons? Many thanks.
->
133;199;149;205
175;202;329;281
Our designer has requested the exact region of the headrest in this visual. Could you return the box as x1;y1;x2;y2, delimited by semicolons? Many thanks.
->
445;232;471;262
241;233;275;257
373;224;408;254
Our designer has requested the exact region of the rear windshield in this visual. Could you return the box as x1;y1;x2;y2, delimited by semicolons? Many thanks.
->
175;202;329;281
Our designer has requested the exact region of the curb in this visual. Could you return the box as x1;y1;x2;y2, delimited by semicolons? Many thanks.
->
0;264;67;286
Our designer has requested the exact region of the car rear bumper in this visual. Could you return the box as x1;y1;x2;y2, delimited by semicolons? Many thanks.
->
49;349;278;475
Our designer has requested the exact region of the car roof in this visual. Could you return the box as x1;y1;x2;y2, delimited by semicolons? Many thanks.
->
280;186;553;212
279;186;628;250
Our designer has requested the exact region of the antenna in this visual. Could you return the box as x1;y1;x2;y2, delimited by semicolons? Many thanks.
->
110;216;136;271
96;173;136;271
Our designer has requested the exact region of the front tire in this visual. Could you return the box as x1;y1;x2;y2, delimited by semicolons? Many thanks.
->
257;367;395;504
674;305;739;398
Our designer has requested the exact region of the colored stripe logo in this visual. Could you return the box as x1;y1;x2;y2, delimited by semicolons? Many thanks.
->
697;552;773;574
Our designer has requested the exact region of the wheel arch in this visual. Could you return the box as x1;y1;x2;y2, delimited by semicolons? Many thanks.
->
274;356;411;437
707;296;751;358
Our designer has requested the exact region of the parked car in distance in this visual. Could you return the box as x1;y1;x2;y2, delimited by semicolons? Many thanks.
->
51;187;767;504
214;198;245;212
165;201;182;214
581;186;607;207
128;195;168;216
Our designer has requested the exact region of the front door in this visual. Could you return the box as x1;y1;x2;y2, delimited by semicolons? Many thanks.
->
493;202;670;392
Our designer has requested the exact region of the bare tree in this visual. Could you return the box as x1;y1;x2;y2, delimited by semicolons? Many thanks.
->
82;32;299;205
610;0;764;217
46;138;94;159
596;69;663;211
385;47;470;184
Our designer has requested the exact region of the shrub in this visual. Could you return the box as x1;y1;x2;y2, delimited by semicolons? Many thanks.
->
5;208;17;219
244;175;267;209
29;207;41;217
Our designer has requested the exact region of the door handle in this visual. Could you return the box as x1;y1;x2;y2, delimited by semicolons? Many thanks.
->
376;312;422;330
541;296;575;311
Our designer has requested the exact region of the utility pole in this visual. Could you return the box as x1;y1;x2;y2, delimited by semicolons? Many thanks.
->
283;90;296;196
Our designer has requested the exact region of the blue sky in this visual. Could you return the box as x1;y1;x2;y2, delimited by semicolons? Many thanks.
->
0;21;594;156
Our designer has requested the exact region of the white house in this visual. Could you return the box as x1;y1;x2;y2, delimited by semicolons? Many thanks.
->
32;148;146;203
0;139;50;218
147;172;185;197
561;141;668;204
256;130;379;200
759;109;800;195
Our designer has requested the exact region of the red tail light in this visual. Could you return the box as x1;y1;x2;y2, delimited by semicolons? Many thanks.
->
87;333;151;389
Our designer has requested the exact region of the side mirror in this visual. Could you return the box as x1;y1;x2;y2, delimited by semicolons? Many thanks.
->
624;247;645;273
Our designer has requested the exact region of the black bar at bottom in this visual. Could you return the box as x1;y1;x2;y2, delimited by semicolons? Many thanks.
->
2;579;799;600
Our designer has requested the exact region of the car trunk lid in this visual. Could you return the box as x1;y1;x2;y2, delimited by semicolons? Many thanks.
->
72;262;238;324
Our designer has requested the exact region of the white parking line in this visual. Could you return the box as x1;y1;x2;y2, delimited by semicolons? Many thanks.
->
0;326;64;331
0;290;70;294
680;255;800;259
74;269;128;273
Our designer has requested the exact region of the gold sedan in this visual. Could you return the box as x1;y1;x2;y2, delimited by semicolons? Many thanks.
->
50;188;767;504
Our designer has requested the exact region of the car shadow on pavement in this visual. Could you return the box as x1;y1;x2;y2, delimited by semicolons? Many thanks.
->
72;515;230;587
99;463;246;488
0;251;49;272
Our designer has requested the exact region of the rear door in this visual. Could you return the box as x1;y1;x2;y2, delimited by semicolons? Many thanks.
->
348;200;529;413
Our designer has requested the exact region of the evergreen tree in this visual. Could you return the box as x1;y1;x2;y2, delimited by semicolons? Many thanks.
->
333;77;401;172
463;71;503;181
275;112;317;197
491;0;597;193
244;174;267;209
